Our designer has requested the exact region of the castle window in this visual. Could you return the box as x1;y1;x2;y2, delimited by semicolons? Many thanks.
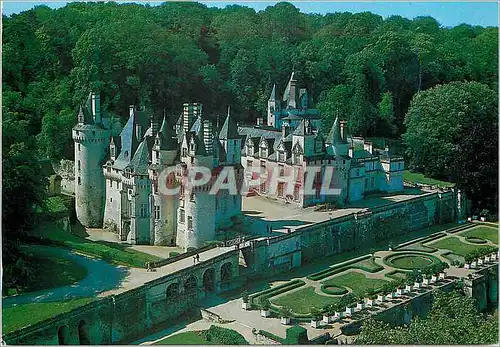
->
187;216;193;230
92;131;95;136
110;198;113;202
154;206;160;220
78;143;81;151
179;209;185;223
140;204;147;218
78;160;81;172
278;151;285;162
78;177;81;185
398;162;402;169
279;164;285;177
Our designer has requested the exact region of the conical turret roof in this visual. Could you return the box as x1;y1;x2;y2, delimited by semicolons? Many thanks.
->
219;107;239;140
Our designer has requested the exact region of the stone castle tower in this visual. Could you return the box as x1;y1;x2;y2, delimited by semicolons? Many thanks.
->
72;92;111;227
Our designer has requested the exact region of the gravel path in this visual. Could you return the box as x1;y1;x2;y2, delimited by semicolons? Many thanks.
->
3;245;129;308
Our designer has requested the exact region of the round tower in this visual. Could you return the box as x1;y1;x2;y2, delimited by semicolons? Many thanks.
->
73;93;111;227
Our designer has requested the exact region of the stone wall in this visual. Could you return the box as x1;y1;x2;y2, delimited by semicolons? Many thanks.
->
243;191;457;276
4;250;240;345
53;159;75;195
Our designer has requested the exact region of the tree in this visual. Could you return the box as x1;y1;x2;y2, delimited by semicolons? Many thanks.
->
403;81;498;212
2;113;48;292
356;290;498;344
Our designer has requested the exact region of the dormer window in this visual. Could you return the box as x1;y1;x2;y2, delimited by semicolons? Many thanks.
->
190;143;195;152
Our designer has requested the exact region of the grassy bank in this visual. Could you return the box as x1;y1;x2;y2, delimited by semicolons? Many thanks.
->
403;171;455;188
31;221;161;268
3;298;95;334
4;251;88;297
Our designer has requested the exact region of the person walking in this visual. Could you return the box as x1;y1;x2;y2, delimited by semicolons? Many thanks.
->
196;253;200;263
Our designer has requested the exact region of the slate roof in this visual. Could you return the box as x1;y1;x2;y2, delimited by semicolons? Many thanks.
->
326;115;347;145
128;139;150;175
219;110;239;140
158;115;178;151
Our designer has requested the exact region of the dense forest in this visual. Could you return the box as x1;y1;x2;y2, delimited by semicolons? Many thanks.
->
2;1;498;249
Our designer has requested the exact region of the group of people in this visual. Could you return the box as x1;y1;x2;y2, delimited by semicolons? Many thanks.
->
193;253;200;264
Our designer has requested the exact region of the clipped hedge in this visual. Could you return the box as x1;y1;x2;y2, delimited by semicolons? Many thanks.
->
249;280;305;303
307;255;372;281
465;236;487;244
260;326;309;345
320;285;348;295
201;325;249;345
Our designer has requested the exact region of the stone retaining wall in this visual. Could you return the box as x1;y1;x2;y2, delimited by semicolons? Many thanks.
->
243;191;457;277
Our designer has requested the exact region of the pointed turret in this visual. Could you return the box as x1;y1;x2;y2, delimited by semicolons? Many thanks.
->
326;114;347;145
269;84;277;101
219;107;239;140
158;114;178;151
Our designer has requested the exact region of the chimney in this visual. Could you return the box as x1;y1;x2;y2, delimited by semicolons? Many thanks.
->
183;103;202;133
282;122;290;138
340;120;346;140
203;119;214;155
256;117;264;126
91;93;101;124
151;110;161;135
129;105;135;118
288;79;298;109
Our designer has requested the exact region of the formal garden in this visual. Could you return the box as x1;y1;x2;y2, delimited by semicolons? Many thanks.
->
240;222;498;326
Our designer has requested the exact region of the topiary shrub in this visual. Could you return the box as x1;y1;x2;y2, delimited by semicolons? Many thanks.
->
201;325;249;345
284;326;309;344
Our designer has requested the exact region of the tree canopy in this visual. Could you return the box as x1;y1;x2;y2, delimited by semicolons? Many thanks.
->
356;289;498;345
403;81;498;212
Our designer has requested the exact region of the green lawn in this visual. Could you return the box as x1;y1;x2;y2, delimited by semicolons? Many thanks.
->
403;171;455;188
322;271;389;297
461;226;498;244
32;221;161;268
385;270;408;280
154;331;212;345
272;286;341;314
2;298;95;334
428;236;493;256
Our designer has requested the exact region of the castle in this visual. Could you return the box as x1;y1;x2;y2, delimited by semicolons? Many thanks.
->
73;73;404;248
240;72;404;207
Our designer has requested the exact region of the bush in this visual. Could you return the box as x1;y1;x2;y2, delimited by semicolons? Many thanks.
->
201;325;248;345
285;326;309;344
309;307;322;320
169;251;180;257
258;297;271;310
279;305;293;318
242;289;249;303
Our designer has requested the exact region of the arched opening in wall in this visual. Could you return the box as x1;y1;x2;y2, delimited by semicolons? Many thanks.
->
221;262;232;283
184;276;197;294
203;268;215;292
166;283;179;300
78;320;90;345
57;325;70;345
